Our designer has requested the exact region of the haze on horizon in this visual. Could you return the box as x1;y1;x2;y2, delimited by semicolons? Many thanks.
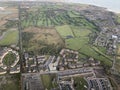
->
0;0;120;13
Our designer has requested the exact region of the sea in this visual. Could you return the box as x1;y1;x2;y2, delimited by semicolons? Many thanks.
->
65;0;120;13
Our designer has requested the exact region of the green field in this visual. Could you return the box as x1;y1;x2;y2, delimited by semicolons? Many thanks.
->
56;25;74;38
73;77;88;90
3;51;16;66
66;37;89;50
117;44;120;58
56;23;96;59
20;4;112;66
0;29;18;46
70;25;92;37
56;25;91;50
115;44;120;72
56;24;112;66
79;45;112;66
20;4;97;28
117;14;120;24
41;74;58;90
0;74;20;90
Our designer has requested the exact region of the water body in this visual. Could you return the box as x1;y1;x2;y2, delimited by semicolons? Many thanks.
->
65;0;120;13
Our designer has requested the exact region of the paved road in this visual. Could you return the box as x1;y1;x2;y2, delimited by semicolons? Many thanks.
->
38;67;96;78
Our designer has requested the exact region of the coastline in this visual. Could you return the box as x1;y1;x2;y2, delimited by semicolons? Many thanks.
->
65;0;120;14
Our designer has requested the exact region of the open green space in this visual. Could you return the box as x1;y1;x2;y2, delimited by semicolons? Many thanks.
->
0;29;18;46
56;24;112;66
116;14;120;24
73;77;88;90
56;25;92;50
20;4;96;28
55;22;96;50
20;4;112;67
41;74;58;90
3;51;16;66
0;74;20;90
79;45;112;66
56;25;74;38
70;25;92;37
117;44;120;59
22;27;64;54
66;37;89;50
115;44;120;72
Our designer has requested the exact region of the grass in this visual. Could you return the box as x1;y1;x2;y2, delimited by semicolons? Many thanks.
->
73;77;88;90
91;46;112;61
56;25;74;38
70;25;92;37
56;24;112;66
117;14;120;24
117;44;120;59
79;45;112;66
73;29;91;37
115;44;120;72
1;82;19;90
68;11;80;17
3;51;16;66
23;27;64;51
114;58;120;72
108;77;118;90
41;74;58;90
21;4;96;28
0;29;18;46
96;46;107;54
66;37;89;50
56;25;91;50
0;74;20;90
20;4;112;67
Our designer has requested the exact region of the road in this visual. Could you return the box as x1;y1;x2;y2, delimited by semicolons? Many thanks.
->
111;38;118;70
18;5;24;73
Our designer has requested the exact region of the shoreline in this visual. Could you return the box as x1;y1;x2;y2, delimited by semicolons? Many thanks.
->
0;0;120;14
